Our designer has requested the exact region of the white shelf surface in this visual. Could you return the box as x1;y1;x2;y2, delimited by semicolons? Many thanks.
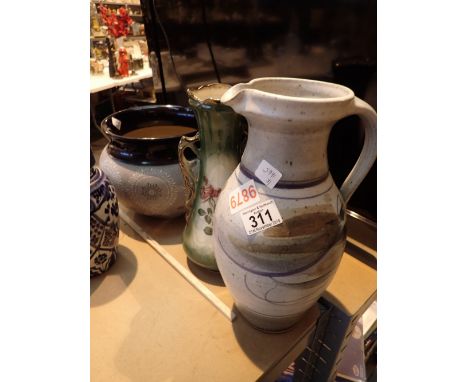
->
90;63;153;93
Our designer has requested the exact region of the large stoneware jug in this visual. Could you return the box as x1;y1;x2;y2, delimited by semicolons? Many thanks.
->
213;77;377;331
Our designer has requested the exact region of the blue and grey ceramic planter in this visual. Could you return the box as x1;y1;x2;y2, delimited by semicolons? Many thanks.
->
99;105;198;217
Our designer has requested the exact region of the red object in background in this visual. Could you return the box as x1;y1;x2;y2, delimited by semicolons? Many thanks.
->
99;5;133;38
118;48;129;77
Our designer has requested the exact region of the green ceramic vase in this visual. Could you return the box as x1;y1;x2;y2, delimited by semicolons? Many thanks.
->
178;83;245;270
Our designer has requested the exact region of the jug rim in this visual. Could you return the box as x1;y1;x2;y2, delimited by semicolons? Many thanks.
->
100;104;197;142
100;105;198;166
187;83;232;105
221;77;355;104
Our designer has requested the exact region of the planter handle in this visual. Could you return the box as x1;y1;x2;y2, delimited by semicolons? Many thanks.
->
178;132;200;221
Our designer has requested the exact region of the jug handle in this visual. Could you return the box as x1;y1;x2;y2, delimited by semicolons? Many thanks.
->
340;97;377;205
178;132;200;221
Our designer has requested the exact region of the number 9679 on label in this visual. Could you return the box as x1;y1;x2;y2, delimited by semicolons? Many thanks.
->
229;179;261;214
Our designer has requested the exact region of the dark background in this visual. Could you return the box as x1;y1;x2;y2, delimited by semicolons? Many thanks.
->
122;0;377;221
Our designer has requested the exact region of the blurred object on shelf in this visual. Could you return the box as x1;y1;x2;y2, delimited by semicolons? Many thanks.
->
90;0;149;87
131;57;144;71
137;39;148;56
364;328;377;362
362;299;377;369
105;37;118;78
275;362;295;382
118;47;130;77
90;2;102;36
336;318;366;382
91;38;109;60
90;59;105;75
123;40;144;74
124;39;143;59
91;2;114;37
160;51;184;83
131;21;140;36
362;300;377;339
99;5;133;39
98;3;134;79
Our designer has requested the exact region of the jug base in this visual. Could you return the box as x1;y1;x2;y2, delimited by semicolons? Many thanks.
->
182;238;219;271
187;257;220;273
236;304;305;333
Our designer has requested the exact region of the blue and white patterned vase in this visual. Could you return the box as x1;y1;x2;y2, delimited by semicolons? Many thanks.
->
90;151;120;277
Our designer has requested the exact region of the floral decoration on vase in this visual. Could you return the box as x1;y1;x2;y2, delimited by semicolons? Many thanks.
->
99;5;133;77
197;176;221;236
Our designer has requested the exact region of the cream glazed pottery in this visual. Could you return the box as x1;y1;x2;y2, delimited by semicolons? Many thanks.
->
213;78;377;331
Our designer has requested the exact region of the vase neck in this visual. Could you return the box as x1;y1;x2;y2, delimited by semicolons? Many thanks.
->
241;115;334;183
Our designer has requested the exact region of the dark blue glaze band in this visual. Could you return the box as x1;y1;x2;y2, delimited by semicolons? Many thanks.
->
101;105;198;166
239;163;328;189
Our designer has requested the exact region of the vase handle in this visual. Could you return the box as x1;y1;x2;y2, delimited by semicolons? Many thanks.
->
178;132;200;221
340;97;377;205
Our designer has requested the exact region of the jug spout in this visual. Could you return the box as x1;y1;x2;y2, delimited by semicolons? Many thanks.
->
219;83;250;113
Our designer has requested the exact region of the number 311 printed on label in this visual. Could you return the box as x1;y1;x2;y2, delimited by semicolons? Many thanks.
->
240;199;283;236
